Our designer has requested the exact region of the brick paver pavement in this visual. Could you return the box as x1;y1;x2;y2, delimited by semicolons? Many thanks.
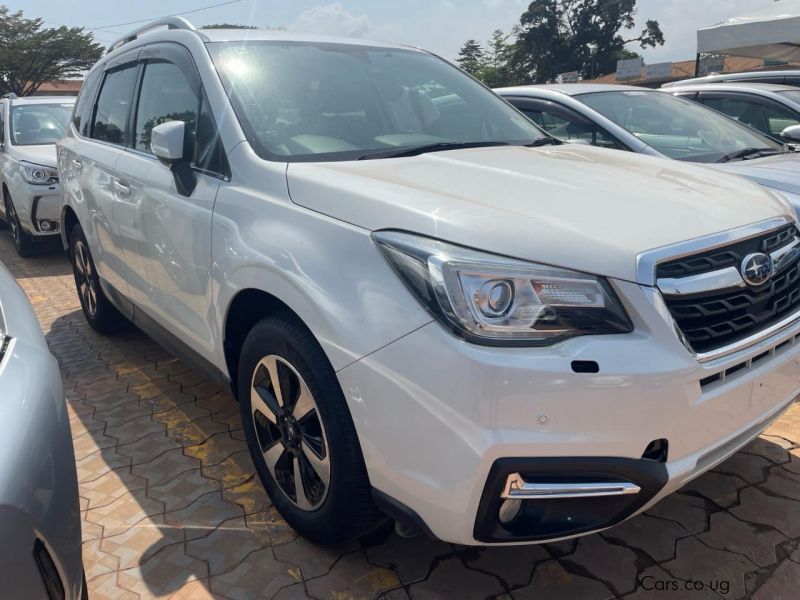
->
3;231;800;600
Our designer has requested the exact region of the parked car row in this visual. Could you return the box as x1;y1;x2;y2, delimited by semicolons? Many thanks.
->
4;20;800;595
495;84;800;212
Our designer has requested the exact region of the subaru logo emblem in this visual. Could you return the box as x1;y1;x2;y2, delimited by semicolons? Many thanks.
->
741;253;774;287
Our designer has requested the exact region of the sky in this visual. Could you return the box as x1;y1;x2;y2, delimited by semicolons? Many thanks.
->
6;0;789;66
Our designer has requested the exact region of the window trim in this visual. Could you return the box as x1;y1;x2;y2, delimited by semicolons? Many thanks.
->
506;96;630;151
697;90;800;140
128;43;230;180
89;61;142;147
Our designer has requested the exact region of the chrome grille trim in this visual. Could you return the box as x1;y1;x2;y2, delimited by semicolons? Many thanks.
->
636;216;794;286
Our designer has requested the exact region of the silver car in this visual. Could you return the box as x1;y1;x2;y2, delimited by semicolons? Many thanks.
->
496;84;800;212
0;261;84;599
665;83;800;145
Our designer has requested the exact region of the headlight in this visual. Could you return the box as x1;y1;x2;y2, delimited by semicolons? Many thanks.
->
373;231;633;346
20;161;58;185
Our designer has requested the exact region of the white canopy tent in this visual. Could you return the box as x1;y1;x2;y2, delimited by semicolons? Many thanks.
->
697;1;800;68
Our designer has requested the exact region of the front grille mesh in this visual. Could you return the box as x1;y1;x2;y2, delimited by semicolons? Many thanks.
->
658;225;800;354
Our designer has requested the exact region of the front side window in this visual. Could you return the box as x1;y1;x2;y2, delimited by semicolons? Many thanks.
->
9;103;72;146
207;41;544;161
514;100;624;150
579;91;782;162
92;65;138;145
134;61;198;153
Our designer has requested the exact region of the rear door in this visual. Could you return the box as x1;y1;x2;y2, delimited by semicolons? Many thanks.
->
113;43;227;361
62;57;140;298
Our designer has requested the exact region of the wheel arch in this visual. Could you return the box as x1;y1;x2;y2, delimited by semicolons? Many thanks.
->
61;205;79;252
223;288;314;396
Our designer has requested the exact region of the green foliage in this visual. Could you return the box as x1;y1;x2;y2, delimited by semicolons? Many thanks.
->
456;31;517;87
512;0;664;83
0;5;103;96
457;0;664;86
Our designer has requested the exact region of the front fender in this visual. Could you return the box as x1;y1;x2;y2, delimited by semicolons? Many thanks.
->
212;185;432;374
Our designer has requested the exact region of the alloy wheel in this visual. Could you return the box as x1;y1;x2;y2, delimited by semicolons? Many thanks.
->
6;200;19;247
74;240;98;316
250;355;331;510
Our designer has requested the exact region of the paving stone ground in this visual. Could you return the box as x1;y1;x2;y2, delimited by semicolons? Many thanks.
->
4;231;800;600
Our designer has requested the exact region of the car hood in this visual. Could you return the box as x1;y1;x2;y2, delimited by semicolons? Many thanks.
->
10;144;57;168
286;144;788;284
715;153;800;195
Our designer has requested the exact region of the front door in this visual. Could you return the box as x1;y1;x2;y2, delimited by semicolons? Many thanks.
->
113;45;227;363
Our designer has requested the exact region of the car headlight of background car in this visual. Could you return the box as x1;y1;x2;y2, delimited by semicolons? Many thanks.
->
19;161;59;185
374;231;632;346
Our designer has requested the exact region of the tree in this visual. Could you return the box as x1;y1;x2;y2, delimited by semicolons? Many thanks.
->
481;29;514;87
0;6;103;96
456;39;486;77
510;0;664;83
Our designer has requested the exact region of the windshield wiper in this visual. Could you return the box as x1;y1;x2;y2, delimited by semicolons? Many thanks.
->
717;147;781;163
356;140;549;160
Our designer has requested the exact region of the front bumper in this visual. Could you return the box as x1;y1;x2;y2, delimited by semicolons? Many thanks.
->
337;279;800;545
0;338;83;599
8;180;62;238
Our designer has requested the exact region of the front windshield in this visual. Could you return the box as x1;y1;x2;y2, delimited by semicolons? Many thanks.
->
776;90;800;106
10;103;72;146
578;91;782;162
208;41;545;161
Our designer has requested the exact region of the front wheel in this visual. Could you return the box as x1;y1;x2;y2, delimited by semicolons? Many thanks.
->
238;314;382;545
4;194;35;257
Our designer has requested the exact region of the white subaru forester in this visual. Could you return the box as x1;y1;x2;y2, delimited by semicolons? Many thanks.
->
59;18;800;546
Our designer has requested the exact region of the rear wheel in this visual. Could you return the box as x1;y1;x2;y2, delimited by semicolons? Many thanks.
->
238;314;382;545
69;224;129;333
4;194;35;257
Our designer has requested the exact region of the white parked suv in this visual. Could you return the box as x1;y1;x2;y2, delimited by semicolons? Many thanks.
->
59;18;800;546
0;94;75;256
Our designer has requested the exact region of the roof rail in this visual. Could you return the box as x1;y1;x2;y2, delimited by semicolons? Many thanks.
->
107;16;208;54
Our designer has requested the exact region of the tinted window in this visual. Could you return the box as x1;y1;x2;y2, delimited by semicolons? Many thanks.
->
514;100;624;150
579;90;781;162
194;95;227;175
0;104;4;144
92;65;138;145
134;61;198;153
72;68;103;136
10;103;72;145
702;95;800;138
207;41;543;161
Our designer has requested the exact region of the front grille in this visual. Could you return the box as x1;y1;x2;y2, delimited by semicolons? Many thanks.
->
658;224;800;354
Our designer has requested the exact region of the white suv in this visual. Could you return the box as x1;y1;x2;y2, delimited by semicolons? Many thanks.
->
59;18;800;546
0;94;75;256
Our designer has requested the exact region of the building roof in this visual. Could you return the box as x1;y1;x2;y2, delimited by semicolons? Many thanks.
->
34;80;83;94
584;56;798;87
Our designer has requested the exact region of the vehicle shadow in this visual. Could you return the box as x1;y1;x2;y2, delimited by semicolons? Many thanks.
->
7;242;793;598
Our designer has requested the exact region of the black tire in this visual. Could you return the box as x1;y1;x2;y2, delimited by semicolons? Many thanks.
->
238;314;382;545
69;224;129;333
4;194;35;257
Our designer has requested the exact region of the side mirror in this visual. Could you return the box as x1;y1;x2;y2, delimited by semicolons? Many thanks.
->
150;121;196;196
151;121;186;164
781;124;800;143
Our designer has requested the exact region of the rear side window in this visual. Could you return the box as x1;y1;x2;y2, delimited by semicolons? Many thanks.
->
72;68;103;136
133;61;198;153
92;65;138;145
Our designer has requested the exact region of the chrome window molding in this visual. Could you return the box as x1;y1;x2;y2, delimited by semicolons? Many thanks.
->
636;216;794;286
